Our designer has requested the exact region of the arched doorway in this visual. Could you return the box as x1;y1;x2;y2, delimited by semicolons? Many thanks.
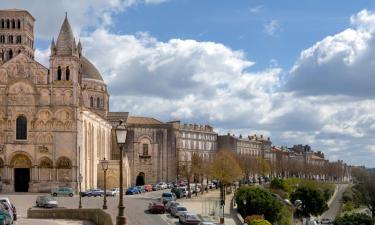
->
136;172;145;186
10;154;32;192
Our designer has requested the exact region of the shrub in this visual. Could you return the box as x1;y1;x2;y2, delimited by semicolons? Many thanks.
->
333;213;373;225
278;206;292;225
270;178;287;191
249;219;272;225
290;186;328;217
235;187;283;223
244;215;264;224
342;202;354;212
342;188;353;203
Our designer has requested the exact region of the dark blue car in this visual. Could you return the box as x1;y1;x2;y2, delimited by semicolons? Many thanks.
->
126;187;141;195
81;188;104;197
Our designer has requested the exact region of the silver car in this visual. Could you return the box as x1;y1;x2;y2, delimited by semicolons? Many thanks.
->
36;195;58;208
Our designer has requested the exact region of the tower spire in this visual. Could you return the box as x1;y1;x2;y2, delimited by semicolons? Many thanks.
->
55;12;77;56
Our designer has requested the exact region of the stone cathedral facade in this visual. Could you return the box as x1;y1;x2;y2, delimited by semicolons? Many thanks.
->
0;9;113;192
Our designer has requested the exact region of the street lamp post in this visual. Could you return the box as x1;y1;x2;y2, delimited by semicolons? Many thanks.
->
115;120;127;225
78;174;83;208
242;199;247;217
101;157;109;210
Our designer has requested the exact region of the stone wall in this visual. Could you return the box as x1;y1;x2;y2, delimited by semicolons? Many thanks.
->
27;208;113;225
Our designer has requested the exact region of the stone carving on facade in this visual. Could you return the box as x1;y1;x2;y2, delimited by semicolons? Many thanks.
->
0;145;4;154
38;145;49;153
11;154;32;168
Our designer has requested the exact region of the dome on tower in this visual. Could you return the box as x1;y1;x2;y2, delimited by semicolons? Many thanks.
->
81;56;104;81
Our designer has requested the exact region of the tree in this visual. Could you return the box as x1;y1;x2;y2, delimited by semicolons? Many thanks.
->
333;213;373;225
237;155;252;184
191;153;203;196
235;187;283;223
210;149;242;185
290;186;328;217
179;162;193;198
352;173;375;218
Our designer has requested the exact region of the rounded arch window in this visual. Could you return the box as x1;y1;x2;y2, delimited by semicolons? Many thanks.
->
97;97;100;108
57;66;62;80
90;97;94;107
16;115;27;140
66;66;70;80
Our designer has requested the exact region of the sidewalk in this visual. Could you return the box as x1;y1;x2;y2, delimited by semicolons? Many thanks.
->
178;189;240;225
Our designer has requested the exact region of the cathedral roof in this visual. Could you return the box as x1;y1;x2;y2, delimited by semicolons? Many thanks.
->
127;116;163;125
56;14;76;56
81;56;104;81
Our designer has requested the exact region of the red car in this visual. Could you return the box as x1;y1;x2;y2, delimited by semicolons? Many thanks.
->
148;201;165;214
144;184;153;192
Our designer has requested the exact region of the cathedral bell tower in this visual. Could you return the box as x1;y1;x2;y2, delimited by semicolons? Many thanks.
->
0;9;35;65
50;13;82;106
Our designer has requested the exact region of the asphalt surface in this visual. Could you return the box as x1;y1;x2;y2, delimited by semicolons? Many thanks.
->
1;190;173;225
321;184;349;220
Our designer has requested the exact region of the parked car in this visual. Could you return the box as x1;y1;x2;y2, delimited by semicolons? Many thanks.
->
171;187;182;198
199;222;215;225
190;184;201;193
105;189;117;197
157;182;168;189
51;187;74;197
148;201;165;214
136;186;146;193
0;198;15;221
0;202;12;225
179;186;188;197
10;204;16;221
171;206;188;217
111;188;120;196
161;192;175;204
126;187;141;195
179;213;201;225
167;183;174;189
165;201;180;213
0;202;13;224
36;195;58;208
81;189;104;197
144;184;153;192
321;218;333;225
152;183;161;191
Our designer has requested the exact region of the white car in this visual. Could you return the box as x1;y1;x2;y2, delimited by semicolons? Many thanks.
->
157;182;168;189
171;206;187;218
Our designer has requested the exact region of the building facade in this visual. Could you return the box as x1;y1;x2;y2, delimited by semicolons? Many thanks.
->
173;122;217;175
217;133;271;157
0;10;113;192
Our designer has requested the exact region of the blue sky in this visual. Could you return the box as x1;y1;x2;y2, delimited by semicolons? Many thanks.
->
110;0;375;70
2;0;375;167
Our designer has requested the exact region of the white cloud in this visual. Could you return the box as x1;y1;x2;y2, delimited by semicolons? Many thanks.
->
249;5;263;13
0;0;168;39
263;20;280;36
287;9;375;97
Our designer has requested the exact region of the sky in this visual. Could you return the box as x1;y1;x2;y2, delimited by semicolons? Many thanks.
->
1;0;375;167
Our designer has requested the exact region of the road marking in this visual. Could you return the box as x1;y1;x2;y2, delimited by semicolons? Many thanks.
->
160;214;177;225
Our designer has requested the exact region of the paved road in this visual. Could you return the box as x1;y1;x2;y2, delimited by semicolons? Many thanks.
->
1;190;172;225
321;184;349;220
